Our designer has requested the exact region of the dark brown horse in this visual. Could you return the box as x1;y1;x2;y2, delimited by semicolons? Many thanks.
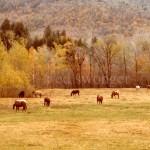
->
19;91;25;98
111;90;119;99
13;100;27;111
44;97;50;106
71;90;80;96
32;90;42;98
97;95;103;104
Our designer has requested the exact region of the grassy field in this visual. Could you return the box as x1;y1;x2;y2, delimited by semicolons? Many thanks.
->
0;88;150;150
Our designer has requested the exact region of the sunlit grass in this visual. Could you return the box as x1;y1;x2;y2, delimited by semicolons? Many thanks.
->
0;88;150;150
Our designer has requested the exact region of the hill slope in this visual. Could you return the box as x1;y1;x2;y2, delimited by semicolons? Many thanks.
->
0;0;150;38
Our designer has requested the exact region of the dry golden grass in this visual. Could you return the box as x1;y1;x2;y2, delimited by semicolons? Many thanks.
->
0;88;150;150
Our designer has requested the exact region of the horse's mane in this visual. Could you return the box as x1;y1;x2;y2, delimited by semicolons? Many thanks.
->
15;99;26;102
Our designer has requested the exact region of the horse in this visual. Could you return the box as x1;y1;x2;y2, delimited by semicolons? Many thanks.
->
32;90;42;98
19;91;25;98
71;90;80;96
44;97;50;106
111;90;119;99
13;99;27;111
97;95;103;104
136;85;140;91
147;85;150;90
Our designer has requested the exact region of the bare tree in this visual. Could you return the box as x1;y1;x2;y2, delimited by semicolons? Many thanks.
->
92;35;120;88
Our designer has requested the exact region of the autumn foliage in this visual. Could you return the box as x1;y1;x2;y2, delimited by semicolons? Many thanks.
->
0;18;150;96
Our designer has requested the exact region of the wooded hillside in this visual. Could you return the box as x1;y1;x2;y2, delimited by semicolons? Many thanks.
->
0;0;150;38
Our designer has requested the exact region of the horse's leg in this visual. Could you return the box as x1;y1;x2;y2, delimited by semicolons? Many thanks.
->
22;107;24;112
24;106;26;111
16;106;18;112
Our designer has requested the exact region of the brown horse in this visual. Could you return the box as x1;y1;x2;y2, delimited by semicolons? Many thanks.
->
111;90;119;99
71;90;80;96
32;90;42;98
44;97;50;106
13;100;27;111
97;95;103;104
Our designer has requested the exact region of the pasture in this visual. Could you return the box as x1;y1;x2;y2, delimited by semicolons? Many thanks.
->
0;88;150;150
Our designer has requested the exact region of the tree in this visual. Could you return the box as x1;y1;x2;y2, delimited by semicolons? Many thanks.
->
13;21;29;39
43;25;52;39
0;30;15;51
61;30;66;36
92;35;121;88
33;36;44;50
65;43;78;87
1;18;11;32
63;42;86;88
9;42;30;73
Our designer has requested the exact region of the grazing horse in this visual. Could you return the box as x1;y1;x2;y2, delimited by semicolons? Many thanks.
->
97;95;103;104
71;90;80;96
136;85;140;91
13;99;27;111
111;90;119;99
44;97;51;106
32;90;42;98
19;91;25;98
147;85;150;90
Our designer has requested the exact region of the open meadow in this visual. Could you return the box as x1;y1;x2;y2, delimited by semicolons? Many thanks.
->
0;88;150;150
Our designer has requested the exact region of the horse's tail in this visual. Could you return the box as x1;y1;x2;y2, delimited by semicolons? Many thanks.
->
71;92;73;96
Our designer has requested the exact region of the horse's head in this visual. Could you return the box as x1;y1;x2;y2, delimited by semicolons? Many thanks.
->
71;91;73;96
111;92;114;98
13;104;15;110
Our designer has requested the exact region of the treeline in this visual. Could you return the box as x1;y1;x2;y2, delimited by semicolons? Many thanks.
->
0;19;150;96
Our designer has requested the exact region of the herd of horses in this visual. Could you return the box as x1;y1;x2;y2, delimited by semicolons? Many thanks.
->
13;85;150;112
13;89;120;111
13;90;50;111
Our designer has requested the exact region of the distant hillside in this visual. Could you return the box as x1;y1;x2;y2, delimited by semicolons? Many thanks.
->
0;0;150;39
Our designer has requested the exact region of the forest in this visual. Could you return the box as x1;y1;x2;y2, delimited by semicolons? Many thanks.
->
0;0;150;38
0;18;150;97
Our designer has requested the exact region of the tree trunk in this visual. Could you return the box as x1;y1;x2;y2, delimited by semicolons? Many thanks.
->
79;64;82;88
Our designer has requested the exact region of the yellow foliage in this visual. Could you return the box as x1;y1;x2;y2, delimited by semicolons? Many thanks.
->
9;42;30;73
0;63;25;88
